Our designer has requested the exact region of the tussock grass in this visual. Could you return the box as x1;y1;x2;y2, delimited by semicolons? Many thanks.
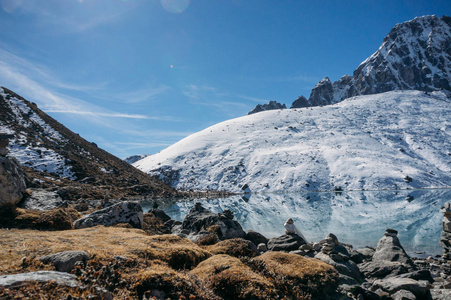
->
0;205;81;231
191;254;277;299
0;227;210;274
205;238;259;258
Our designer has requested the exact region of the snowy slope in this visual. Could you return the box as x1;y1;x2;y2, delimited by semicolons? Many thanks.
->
0;88;75;179
134;90;451;193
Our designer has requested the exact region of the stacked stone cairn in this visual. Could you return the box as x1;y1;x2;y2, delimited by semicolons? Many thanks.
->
440;202;451;262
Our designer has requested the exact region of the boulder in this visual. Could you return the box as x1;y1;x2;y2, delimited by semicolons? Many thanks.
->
0;156;26;207
350;247;375;264
359;230;416;279
245;230;268;246
392;289;416;300
314;251;363;284
149;208;171;222
430;288;451;300
179;203;245;240
73;201;143;229
267;233;306;251
39;251;90;273
0;271;79;288
19;189;64;211
371;277;432;299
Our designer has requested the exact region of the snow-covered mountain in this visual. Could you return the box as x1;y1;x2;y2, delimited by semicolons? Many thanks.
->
0;87;174;196
134;90;451;193
294;15;451;108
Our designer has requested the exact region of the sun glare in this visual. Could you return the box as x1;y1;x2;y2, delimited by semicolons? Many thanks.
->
160;0;190;14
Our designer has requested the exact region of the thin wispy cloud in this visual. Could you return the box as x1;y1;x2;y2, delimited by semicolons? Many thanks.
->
113;85;171;104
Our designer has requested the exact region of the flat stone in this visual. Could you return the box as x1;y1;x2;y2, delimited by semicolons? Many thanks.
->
0;271;79;288
39;251;90;273
267;233;306;251
371;277;432;298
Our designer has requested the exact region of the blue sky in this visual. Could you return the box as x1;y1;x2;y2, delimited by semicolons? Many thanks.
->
1;0;450;159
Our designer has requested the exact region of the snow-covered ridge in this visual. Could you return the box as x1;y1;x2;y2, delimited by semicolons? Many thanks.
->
0;88;75;179
134;91;451;193
296;15;451;108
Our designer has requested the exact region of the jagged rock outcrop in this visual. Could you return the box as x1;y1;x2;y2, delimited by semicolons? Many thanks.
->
73;201;143;229
247;100;286;115
295;15;451;108
290;95;309;108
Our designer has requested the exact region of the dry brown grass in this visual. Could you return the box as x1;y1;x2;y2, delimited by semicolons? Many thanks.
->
0;227;210;275
205;238;259;258
0;205;81;231
0;227;339;299
251;252;339;299
191;254;277;299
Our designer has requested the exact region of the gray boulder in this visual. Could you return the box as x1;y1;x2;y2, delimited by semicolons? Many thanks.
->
39;251;90;273
371;277;432;299
0;271;79;288
20;189;64;211
0;156;26;207
267;233;306;252
245;230;268;246
178;203;245;240
430;288;451;300
73;201;143;229
392;289;416;300
315;251;363;284
359;230;416;279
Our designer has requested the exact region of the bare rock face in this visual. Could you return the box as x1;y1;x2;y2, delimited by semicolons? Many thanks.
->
247;100;286;115
294;15;451;109
290;96;309;108
73;201;143;229
0;156;26;207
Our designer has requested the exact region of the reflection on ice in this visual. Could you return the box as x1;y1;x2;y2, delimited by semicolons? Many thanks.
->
151;189;451;255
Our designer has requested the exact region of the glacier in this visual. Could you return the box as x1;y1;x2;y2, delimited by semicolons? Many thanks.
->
134;90;451;193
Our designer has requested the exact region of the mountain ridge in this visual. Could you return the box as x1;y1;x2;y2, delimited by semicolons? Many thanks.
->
0;87;176;199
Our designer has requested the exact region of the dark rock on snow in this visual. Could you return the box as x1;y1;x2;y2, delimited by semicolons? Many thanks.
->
247;100;286;115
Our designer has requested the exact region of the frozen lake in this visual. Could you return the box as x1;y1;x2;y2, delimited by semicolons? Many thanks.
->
143;189;451;256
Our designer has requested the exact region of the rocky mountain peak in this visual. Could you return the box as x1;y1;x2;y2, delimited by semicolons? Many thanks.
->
292;15;451;108
247;100;286;115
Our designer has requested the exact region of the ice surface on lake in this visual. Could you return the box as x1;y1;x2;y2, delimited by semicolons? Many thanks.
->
152;189;451;256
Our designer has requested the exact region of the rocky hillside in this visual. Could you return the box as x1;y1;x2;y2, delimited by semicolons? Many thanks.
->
294;15;451;108
0;87;176;198
134;90;451;193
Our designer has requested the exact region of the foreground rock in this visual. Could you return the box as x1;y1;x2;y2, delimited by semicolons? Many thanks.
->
440;202;451;262
73;201;143;229
267;233;306;251
359;229;416;279
19;189;64;211
174;203;245;241
0;271;79;288
0;156;26;207
39;251;90;273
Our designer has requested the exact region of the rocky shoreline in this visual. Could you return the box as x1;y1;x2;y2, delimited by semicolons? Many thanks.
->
1;199;451;299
